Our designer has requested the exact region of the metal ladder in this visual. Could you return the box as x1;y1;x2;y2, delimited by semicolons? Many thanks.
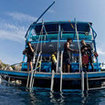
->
50;51;63;92
26;52;41;89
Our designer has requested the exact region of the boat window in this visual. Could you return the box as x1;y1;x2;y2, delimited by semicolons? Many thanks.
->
61;23;90;34
35;24;58;35
35;22;90;35
77;23;90;34
61;23;75;34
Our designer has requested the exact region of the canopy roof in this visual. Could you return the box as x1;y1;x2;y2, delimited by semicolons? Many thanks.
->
34;21;92;35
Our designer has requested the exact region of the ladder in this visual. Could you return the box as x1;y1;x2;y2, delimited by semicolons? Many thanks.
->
30;52;42;89
26;52;41;89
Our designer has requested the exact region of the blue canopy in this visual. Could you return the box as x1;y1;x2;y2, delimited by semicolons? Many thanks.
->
34;21;92;35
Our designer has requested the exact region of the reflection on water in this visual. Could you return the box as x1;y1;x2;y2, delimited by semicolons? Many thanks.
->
0;80;105;105
50;92;64;104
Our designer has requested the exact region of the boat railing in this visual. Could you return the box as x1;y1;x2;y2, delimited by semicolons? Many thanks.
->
34;30;90;35
35;31;90;35
31;33;92;41
21;55;101;73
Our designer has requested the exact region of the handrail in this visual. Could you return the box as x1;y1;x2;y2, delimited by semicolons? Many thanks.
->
31;34;92;42
35;31;90;35
50;70;55;92
60;51;63;92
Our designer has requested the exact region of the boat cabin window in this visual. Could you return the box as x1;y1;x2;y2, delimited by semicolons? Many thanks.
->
35;24;58;35
34;22;90;35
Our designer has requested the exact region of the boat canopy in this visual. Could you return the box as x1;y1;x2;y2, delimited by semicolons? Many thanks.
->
34;21;92;35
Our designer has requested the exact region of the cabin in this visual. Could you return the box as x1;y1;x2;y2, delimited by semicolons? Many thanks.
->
22;21;101;72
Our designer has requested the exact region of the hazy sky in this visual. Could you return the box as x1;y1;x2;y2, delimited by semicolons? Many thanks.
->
0;0;105;64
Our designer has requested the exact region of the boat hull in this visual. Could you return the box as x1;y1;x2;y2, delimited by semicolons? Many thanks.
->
0;70;105;90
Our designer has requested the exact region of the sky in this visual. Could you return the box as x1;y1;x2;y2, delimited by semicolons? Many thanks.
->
0;0;105;64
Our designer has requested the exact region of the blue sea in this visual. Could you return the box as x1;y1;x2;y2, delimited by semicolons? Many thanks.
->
0;79;105;105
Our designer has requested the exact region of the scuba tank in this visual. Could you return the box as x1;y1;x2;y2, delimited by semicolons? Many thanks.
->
51;54;57;64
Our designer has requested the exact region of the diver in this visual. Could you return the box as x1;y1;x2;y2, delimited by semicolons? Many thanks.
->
81;40;94;72
26;42;34;71
63;38;77;73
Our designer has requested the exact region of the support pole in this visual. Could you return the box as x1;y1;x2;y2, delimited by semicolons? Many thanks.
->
56;24;61;73
74;18;82;72
81;71;84;92
86;71;89;90
50;70;55;92
89;23;99;70
75;19;85;91
60;51;63;92
60;70;63;92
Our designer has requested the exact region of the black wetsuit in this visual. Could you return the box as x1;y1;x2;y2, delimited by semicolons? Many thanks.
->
81;44;93;63
81;44;93;71
63;42;72;64
27;46;34;62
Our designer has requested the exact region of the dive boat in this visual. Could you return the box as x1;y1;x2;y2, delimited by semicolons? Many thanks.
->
0;2;104;91
0;20;104;91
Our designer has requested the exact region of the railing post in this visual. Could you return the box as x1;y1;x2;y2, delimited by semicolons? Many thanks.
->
50;70;55;92
81;71;84;92
86;71;89;90
60;51;63;92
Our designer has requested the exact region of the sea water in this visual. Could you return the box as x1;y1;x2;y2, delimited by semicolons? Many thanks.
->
0;80;105;105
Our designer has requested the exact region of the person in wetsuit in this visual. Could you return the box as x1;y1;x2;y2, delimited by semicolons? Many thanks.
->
63;38;77;73
27;42;34;71
81;40;94;71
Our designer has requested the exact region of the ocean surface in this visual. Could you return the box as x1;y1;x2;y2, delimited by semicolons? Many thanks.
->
0;79;105;105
